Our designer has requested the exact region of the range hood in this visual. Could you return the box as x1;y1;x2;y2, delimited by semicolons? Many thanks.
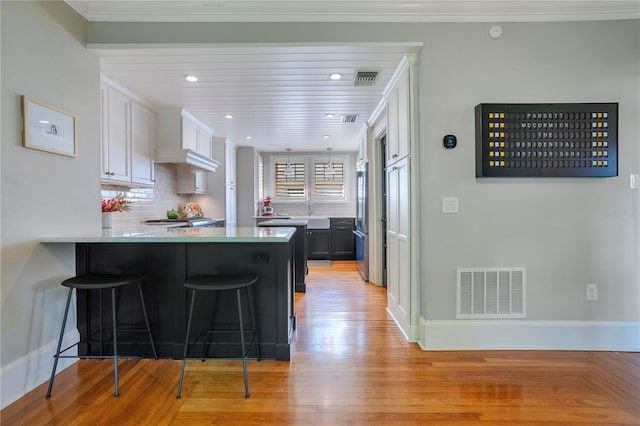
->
155;148;221;173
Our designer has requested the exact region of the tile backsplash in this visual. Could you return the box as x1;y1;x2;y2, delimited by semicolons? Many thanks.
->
101;164;189;228
267;201;356;218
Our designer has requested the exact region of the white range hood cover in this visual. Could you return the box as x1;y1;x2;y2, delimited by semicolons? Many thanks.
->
155;148;221;172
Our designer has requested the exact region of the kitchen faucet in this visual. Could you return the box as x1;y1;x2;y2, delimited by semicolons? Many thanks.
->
307;201;313;215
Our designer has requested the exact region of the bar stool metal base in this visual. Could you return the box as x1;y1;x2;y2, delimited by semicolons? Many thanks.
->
46;274;157;398
177;273;260;399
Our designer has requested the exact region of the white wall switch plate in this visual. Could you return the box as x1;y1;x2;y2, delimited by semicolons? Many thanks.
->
586;284;598;301
630;174;639;189
442;197;459;214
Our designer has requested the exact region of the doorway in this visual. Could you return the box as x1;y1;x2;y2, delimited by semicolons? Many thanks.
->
379;134;388;287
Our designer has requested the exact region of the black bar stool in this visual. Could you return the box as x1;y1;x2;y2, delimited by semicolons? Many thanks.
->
177;273;260;399
46;273;157;398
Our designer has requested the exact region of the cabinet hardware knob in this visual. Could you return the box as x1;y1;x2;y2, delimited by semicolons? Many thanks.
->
392;154;399;158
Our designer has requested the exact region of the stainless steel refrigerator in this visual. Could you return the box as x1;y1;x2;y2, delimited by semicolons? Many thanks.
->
354;164;369;281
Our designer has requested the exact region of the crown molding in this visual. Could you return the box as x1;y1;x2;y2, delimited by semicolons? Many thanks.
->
66;1;640;23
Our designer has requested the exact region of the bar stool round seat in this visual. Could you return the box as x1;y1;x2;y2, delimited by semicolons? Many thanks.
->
46;273;157;398
177;273;260;399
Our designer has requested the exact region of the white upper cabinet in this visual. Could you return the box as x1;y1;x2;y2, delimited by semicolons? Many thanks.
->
131;101;155;185
101;80;155;186
176;166;207;194
182;113;212;158
101;83;131;183
357;125;368;165
155;107;219;173
386;69;410;165
225;142;237;187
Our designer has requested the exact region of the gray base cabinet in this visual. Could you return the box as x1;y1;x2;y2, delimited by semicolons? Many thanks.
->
331;218;356;260
307;229;332;260
307;218;356;261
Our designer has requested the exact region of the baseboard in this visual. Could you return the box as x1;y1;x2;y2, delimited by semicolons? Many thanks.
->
418;319;640;351
1;329;79;409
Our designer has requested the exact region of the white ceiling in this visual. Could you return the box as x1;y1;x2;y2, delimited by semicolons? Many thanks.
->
72;1;640;152
96;44;419;152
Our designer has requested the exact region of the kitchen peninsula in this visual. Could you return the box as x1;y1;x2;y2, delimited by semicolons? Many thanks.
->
41;226;296;361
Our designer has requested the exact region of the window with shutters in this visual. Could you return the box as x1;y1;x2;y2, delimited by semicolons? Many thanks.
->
313;161;345;200
274;161;306;200
269;154;351;202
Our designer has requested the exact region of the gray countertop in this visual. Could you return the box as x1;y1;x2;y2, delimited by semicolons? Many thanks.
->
40;226;295;243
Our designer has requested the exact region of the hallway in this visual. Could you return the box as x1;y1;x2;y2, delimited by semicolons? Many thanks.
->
2;261;639;425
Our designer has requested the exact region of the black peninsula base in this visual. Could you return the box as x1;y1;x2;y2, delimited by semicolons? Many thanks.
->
73;240;295;361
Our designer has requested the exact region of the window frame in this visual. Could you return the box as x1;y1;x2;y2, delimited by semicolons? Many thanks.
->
268;154;351;203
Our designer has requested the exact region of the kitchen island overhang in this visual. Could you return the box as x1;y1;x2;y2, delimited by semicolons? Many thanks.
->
41;226;297;361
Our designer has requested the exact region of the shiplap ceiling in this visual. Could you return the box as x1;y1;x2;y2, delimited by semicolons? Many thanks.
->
72;1;639;152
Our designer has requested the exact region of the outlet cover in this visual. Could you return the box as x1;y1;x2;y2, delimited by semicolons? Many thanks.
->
586;284;598;301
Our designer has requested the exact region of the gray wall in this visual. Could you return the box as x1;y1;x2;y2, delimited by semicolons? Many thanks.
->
1;1;100;407
420;21;639;321
1;5;638;407
87;19;639;324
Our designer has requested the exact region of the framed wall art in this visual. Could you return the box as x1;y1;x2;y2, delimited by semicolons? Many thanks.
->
22;96;77;157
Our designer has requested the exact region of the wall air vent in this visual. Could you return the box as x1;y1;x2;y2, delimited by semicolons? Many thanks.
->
457;267;526;319
354;71;379;86
340;114;358;123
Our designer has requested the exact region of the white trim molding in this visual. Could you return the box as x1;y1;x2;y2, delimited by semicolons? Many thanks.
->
418;319;640;351
0;329;79;409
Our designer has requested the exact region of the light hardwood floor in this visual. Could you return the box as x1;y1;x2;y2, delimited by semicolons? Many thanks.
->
2;261;639;425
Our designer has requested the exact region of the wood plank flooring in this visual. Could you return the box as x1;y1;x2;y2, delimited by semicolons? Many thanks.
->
2;261;639;425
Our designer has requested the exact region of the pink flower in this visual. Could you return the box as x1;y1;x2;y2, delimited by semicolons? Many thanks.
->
101;193;132;212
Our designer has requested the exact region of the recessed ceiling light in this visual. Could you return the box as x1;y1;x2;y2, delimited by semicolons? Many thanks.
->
244;136;252;140
185;75;198;82
224;114;233;119
323;135;330;139
329;73;342;80
325;113;335;118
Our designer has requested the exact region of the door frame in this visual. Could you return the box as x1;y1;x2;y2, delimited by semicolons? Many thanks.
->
366;54;421;342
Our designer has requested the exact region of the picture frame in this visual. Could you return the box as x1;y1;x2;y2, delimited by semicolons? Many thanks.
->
22;96;77;157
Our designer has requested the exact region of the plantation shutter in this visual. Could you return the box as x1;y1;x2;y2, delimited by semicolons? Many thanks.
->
313;161;344;199
275;162;306;199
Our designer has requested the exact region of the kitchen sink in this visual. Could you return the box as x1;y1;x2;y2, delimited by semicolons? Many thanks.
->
289;216;330;229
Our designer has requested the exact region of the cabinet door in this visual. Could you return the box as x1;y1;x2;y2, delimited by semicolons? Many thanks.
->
225;184;237;227
308;230;332;260
198;129;212;158
386;87;398;164
131;101;155;185
386;69;410;165
177;168;207;194
396;71;410;161
103;86;131;182
181;115;199;152
332;227;355;259
386;157;410;335
225;143;237;186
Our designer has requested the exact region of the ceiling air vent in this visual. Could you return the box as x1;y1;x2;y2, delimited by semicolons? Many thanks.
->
354;71;379;86
340;114;358;124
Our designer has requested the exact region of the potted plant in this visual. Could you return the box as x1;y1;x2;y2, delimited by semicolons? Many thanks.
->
101;193;132;228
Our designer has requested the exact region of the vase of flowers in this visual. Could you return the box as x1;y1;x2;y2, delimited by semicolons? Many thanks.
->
101;193;132;228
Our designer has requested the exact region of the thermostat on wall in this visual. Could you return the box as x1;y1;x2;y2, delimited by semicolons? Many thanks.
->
443;134;457;149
